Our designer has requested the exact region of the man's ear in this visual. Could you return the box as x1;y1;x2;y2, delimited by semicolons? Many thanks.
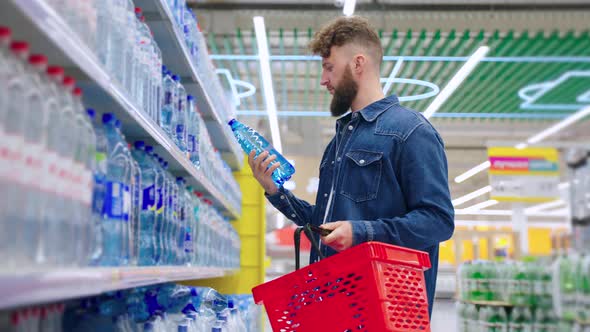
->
353;54;367;73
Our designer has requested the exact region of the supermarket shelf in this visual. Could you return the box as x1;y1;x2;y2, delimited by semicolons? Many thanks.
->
0;0;240;218
460;299;518;307
0;267;236;310
136;0;244;171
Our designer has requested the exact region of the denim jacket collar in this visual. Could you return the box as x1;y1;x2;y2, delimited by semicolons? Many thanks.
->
358;94;400;122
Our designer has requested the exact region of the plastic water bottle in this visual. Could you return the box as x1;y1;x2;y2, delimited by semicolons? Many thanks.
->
173;75;187;152
131;141;157;266
228;118;295;187
147;148;165;265
122;1;138;103
152;43;163;125
0;41;30;271
100;113;130;266
86;109;105;265
186;95;201;166
106;0;128;86
160;67;175;137
135;11;152;116
129;148;142;266
20;54;49;269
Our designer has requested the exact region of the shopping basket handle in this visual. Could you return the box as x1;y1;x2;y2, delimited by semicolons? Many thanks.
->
294;224;326;270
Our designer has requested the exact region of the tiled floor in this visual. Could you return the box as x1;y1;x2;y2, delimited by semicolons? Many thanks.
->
263;299;458;331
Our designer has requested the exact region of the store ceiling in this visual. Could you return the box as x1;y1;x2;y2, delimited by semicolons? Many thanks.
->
189;2;590;231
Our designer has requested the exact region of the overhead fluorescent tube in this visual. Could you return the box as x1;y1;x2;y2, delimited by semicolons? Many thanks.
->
461;199;499;212
423;46;489;119
454;161;491;183
452;185;492;207
253;16;283;153
343;0;356;16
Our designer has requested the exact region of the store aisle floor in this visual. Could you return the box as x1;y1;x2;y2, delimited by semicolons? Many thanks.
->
263;299;457;331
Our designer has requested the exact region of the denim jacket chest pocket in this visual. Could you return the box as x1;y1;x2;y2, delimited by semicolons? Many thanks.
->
340;150;383;202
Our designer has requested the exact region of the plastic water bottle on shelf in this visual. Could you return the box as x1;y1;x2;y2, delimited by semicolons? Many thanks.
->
228;118;295;187
173;75;188;152
105;0;128;87
161;67;175;137
100;114;130;266
86;109;105;265
131;141;157;266
186;95;199;163
147;148;165;265
122;1;138;104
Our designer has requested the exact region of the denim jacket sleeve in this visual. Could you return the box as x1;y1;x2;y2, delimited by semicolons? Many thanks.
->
349;123;455;250
265;186;314;226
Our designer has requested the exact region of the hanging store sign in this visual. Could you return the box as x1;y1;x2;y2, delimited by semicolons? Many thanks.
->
488;147;560;203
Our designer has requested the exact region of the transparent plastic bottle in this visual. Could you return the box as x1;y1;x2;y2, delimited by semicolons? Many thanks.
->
86;109;105;265
132;141;157;266
106;0;128;86
173;75;187;152
58;76;82;266
123;1;138;102
508;306;533;332
0;41;31;271
100;113;131;266
18;54;49;270
160;67;176;137
228;118;295;187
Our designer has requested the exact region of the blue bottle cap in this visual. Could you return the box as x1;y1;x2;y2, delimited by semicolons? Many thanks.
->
228;118;236;126
134;141;145;149
187;95;194;101
162;65;167;72
115;120;121;129
86;108;95;119
157;157;163;163
102;113;115;124
143;322;154;332
228;300;234;309
177;324;188;332
212;328;222;332
163;161;168;168
172;75;180;82
145;146;154;153
176;176;184;182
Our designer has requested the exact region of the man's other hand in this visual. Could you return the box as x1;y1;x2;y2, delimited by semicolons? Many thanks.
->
320;221;353;252
248;150;281;195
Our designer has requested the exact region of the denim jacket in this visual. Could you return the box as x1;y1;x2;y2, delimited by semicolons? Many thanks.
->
266;95;455;315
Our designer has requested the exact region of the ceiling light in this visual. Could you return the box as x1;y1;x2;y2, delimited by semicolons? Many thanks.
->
423;46;489;119
525;199;566;214
454;161;491;183
460;199;499;212
452;185;492;207
253;16;282;153
343;0;356;16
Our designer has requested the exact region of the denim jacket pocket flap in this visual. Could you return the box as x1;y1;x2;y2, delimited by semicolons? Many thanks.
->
345;150;383;167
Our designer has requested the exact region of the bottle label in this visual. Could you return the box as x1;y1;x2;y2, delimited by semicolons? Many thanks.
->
184;228;193;253
123;185;131;222
57;157;72;199
1;134;24;183
96;151;107;174
142;184;155;211
176;124;185;137
22;142;45;189
104;181;125;219
156;187;164;214
81;168;93;206
165;91;172;105
187;135;195;153
43;150;59;195
93;175;106;214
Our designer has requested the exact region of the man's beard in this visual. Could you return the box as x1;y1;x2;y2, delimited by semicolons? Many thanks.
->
330;66;358;117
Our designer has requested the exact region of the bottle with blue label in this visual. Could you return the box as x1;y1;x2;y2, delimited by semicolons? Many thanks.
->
186;95;200;165
160;66;175;137
228;118;295;187
100;113;130;266
131;141;157;266
148;150;165;265
86;109;106;265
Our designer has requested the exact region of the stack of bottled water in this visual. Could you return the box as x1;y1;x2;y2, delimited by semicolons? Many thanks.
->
0;26;242;271
159;67;240;211
165;2;235;123
0;284;260;332
43;1;163;124
0;28;96;272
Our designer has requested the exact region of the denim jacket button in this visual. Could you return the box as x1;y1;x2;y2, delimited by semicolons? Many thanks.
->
291;214;296;218
280;195;286;200
324;193;328;197
359;159;365;165
337;157;341;162
348;125;354;131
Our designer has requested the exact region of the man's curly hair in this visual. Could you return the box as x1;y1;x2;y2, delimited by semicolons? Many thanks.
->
309;16;383;67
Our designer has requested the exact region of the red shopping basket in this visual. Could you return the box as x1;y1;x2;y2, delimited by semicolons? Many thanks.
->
252;224;432;332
